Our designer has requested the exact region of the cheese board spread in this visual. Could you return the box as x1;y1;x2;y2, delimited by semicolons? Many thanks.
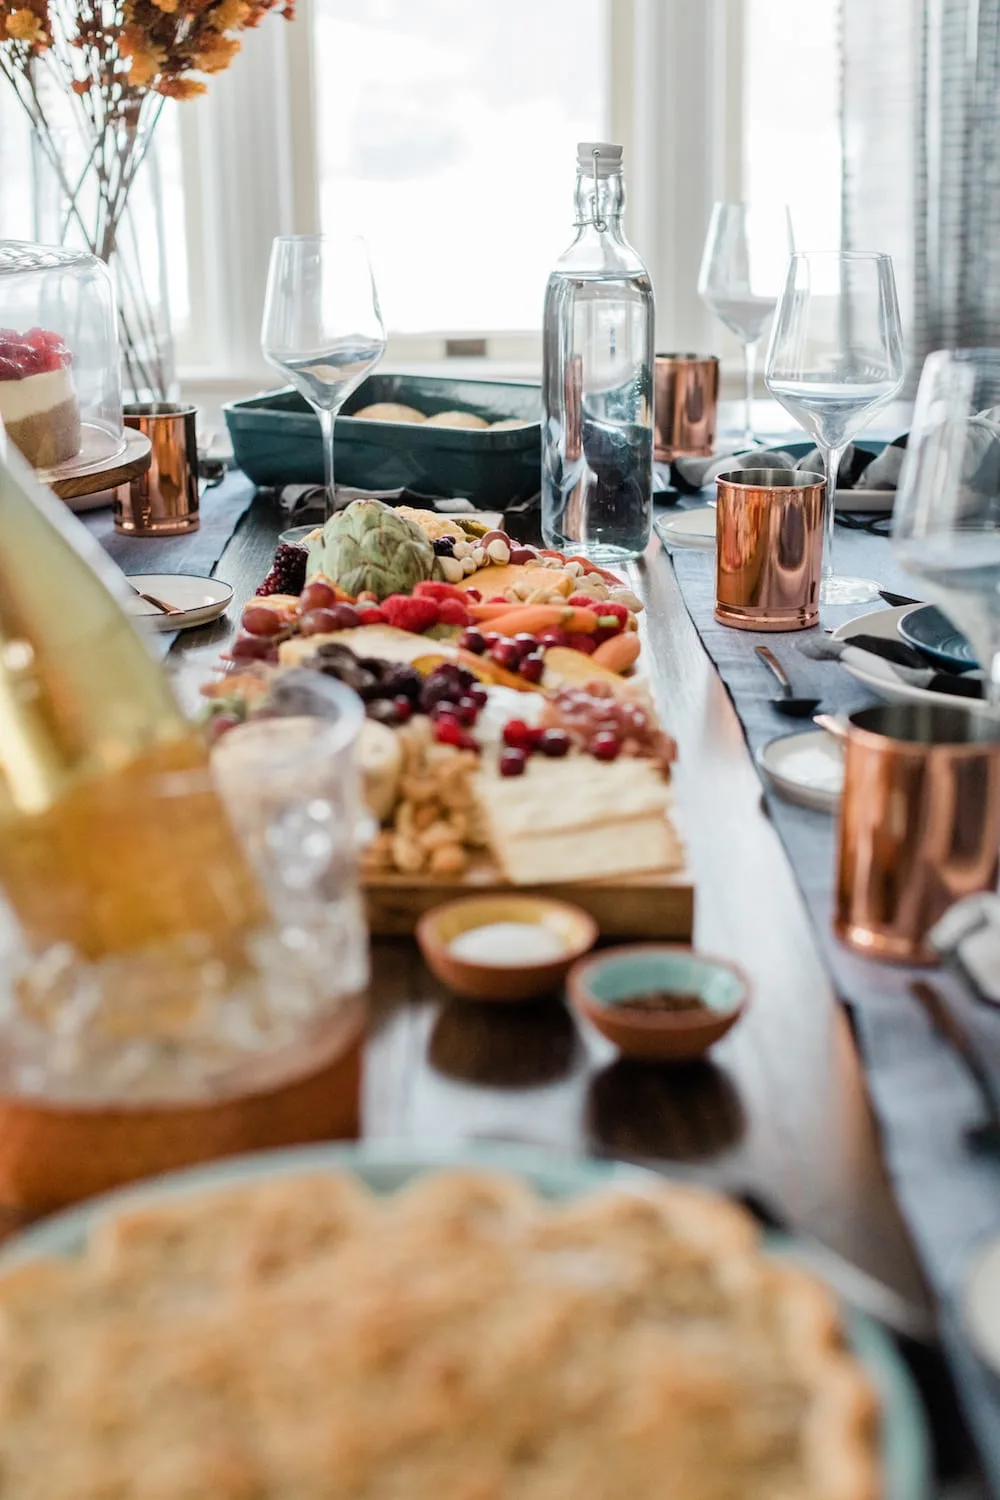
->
200;501;693;938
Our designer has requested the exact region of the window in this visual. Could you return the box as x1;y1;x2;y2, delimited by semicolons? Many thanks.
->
0;93;34;241
313;0;608;339
744;0;842;254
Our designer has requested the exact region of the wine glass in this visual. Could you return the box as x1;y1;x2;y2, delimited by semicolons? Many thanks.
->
697;202;793;448
893;349;1000;709
261;235;386;526
764;251;904;606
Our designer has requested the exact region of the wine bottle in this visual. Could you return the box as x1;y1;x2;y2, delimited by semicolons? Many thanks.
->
0;423;263;959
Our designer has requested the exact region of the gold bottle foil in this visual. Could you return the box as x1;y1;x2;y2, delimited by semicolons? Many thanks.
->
115;403;199;536
833;705;1000;965
653;353;719;460
714;469;825;632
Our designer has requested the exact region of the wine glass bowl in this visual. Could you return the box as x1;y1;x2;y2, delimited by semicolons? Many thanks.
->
261;236;386;522
892;349;1000;708
764;251;904;606
698;203;792;448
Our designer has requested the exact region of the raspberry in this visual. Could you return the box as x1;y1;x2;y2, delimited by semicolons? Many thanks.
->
357;606;387;625
437;598;471;627
568;593;598;609
413;581;466;603
596;602;629;629
256;542;308;597
381;595;440;633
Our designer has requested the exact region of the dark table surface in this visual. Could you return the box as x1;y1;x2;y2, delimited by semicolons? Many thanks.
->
168;488;985;1496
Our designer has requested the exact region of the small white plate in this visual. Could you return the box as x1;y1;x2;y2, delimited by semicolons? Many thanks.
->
757;729;844;813
962;1231;1000;1376
125;573;234;633
831;605;991;717
654;508;716;551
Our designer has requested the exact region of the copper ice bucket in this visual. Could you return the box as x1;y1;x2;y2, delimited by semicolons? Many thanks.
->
827;704;1000;964
714;469;825;632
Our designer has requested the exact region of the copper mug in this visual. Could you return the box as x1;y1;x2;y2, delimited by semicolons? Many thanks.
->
714;469;825;632
654;353;719;460
826;704;1000;964
115;402;199;536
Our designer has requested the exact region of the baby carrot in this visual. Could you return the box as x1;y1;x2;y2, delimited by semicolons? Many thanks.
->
562;605;600;634
592;632;641;672
467;601;520;621
481;604;573;636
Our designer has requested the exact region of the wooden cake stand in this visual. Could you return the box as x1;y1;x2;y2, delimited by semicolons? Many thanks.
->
44;427;152;510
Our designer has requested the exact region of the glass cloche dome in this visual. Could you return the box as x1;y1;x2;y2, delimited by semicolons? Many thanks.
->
0;241;125;477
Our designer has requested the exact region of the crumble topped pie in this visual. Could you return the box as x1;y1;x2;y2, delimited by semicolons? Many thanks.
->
0;1169;880;1499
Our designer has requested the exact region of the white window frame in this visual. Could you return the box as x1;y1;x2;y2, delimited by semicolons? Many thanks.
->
176;0;748;405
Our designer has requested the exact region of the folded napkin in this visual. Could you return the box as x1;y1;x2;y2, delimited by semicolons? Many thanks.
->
278;484;474;516
671;437;908;495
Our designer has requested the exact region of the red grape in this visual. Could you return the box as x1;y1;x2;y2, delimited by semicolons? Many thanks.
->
241;604;283;637
299;579;338;612
537;627;568;649
229;633;277;661
299;605;359;635
491;639;523;671
456;696;480;725
458;628;487;655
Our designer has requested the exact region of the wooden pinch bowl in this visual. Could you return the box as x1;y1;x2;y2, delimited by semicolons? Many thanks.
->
568;945;749;1060
416;895;598;1002
0;1000;365;1216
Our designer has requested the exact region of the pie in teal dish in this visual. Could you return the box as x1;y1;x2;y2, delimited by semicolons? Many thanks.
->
0;1142;930;1500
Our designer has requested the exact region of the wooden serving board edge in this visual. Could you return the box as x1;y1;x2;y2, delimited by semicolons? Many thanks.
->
363;866;694;940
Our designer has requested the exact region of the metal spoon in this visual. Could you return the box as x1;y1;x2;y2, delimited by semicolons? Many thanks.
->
755;645;822;718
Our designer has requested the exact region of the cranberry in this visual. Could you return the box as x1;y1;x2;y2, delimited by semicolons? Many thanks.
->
458;731;480;752
513;632;538;655
538;728;571;758
564;632;597;656
483;632;502;649
454;696;479;725
503;719;535;751
392;695;413;722
430;700;459;722
467;685;489;709
537;627;568;649
499;748;528;777
590;731;622;762
491;639;523;672
518;652;545;684
434;718;466;748
458;628;487;655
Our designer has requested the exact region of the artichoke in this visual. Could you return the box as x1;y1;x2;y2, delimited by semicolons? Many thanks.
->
306;500;435;600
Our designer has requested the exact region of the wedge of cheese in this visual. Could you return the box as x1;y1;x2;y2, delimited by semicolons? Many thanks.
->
474;755;682;886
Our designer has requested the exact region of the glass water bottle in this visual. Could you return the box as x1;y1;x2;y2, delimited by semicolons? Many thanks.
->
541;142;655;562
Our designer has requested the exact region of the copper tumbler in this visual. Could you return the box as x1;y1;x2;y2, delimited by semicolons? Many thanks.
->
115;402;199;535
654;353;719;460
714;469;825;632
829;704;1000;965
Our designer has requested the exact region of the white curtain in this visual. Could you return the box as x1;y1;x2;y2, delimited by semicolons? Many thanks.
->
841;0;1000;382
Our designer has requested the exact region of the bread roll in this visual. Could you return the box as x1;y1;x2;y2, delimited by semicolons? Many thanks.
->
423;410;489;429
351;403;426;424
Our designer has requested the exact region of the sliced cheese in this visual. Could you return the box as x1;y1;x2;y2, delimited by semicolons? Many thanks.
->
493;816;682;886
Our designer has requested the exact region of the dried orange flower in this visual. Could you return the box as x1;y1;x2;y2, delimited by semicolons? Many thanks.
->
4;7;47;45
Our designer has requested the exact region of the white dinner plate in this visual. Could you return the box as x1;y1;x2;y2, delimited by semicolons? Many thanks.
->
962;1231;1000;1377
654;508;716;551
757;728;844;814
125;573;234;633
834;487;895;514
831;605;992;717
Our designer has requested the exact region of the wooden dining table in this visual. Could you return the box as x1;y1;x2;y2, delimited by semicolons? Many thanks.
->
170;487;984;1495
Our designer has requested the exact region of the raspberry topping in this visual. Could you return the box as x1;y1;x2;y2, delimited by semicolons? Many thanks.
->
0;327;72;380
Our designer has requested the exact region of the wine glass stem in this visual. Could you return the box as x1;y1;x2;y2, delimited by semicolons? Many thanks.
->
742;340;758;448
821;442;845;583
319;407;336;522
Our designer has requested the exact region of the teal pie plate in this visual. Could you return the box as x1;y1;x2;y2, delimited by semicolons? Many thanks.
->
0;1141;930;1500
897;602;978;672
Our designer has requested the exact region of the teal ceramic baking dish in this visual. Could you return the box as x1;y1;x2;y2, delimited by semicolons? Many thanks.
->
224;374;541;505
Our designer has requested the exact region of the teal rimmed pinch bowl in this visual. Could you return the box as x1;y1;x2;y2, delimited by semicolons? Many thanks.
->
568;945;749;1060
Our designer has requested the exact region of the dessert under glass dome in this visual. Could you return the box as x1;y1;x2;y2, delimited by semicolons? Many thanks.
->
0;241;125;478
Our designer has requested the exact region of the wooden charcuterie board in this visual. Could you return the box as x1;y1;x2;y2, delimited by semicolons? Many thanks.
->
363;862;694;939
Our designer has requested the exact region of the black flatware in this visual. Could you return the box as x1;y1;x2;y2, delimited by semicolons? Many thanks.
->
910;979;1000;1155
879;589;923;608
755;645;822;717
